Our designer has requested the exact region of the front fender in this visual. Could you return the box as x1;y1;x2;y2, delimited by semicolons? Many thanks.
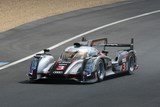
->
64;60;83;74
82;56;102;73
29;54;54;77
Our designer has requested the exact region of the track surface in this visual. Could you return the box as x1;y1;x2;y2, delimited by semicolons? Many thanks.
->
0;0;160;107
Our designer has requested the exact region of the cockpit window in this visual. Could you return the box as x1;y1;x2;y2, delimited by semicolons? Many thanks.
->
60;51;87;61
88;48;99;57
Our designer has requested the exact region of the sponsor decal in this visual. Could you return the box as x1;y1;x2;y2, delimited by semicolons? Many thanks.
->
59;63;68;66
122;58;126;63
121;63;126;71
56;65;65;71
53;71;64;74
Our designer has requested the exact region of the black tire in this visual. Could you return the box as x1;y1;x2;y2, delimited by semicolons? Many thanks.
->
96;59;105;82
29;78;37;83
127;55;136;75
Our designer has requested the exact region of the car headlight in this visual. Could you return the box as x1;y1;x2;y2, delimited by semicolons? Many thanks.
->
30;58;40;73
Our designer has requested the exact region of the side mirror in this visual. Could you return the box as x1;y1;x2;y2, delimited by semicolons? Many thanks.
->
81;36;87;41
44;49;50;53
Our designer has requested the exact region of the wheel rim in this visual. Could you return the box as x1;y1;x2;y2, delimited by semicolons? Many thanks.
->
97;61;104;80
129;57;135;72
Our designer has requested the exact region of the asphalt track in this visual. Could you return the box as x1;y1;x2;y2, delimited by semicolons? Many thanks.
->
0;0;160;107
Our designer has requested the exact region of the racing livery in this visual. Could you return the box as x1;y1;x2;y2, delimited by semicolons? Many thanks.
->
28;37;138;83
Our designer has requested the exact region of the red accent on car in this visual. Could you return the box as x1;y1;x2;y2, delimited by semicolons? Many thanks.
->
56;65;65;71
121;63;126;71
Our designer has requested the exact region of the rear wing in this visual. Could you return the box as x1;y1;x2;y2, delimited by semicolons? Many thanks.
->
104;38;134;50
77;37;134;50
89;37;134;50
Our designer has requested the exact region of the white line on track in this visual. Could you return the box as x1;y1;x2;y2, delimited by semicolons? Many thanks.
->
0;10;160;71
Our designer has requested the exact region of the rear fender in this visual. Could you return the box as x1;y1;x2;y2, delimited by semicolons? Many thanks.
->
115;50;137;72
112;51;128;72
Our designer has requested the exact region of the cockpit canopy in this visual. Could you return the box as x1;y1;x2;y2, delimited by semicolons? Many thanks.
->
60;46;99;61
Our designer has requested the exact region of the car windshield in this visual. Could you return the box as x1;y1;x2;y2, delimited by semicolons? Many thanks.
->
60;51;87;61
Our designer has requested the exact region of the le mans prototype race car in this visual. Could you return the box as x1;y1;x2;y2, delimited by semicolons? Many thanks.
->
28;37;138;83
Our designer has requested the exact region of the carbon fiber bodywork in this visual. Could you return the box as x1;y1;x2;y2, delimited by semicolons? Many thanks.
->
28;38;138;83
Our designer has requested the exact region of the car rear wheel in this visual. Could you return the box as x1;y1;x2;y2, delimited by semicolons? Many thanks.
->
127;56;136;74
